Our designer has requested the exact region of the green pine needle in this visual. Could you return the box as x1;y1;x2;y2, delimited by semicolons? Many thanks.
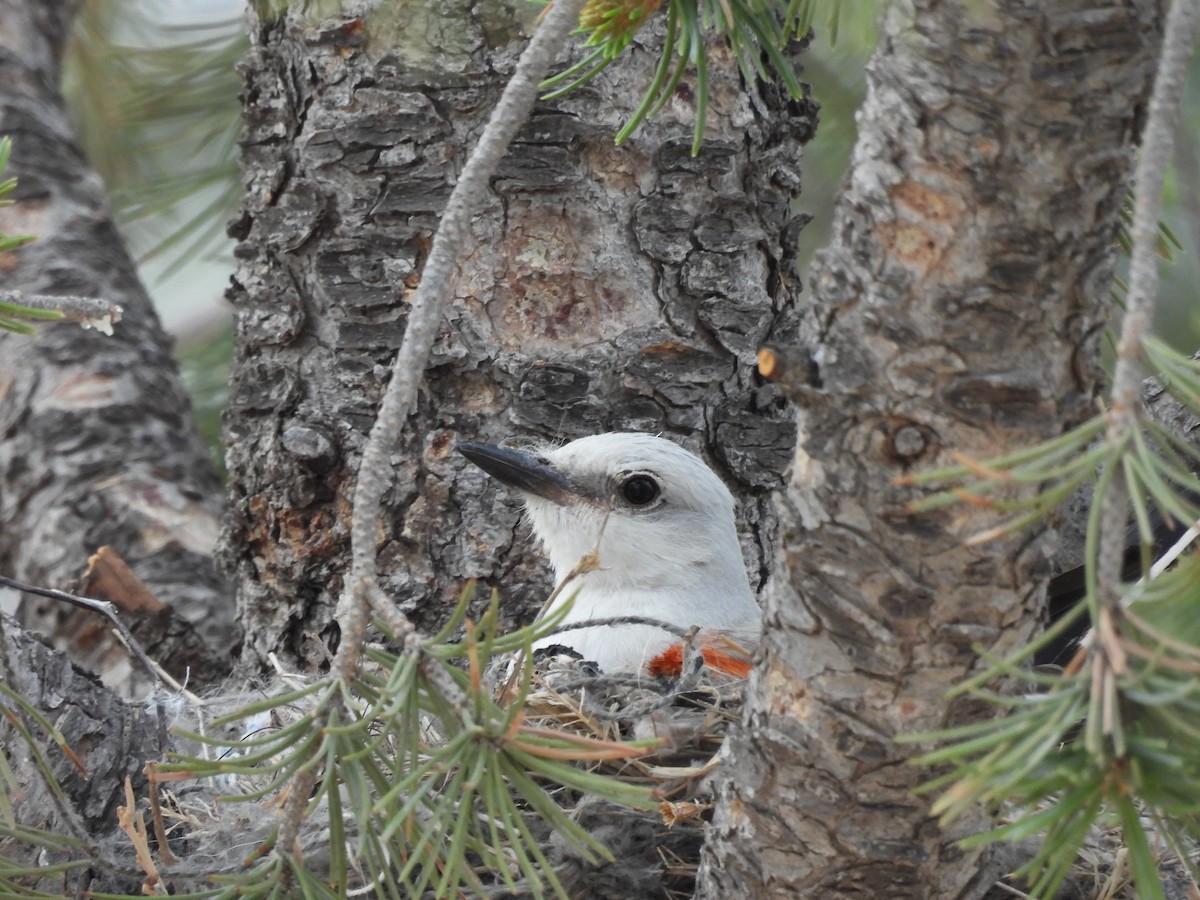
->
544;0;824;154
151;583;654;898
896;331;1200;897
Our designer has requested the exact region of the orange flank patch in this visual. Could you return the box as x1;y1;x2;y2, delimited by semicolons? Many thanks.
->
647;643;753;679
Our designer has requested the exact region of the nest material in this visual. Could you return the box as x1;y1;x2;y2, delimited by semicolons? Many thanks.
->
502;653;1200;900
495;650;746;899
148;654;741;899
149;655;1198;900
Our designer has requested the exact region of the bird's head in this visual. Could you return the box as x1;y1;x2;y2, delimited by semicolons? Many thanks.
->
458;433;748;598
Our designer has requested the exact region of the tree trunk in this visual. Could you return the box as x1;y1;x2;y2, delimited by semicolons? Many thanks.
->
701;1;1165;896
0;0;234;685
0;613;161;895
1;0;1193;895
225;0;816;671
0;6;228;884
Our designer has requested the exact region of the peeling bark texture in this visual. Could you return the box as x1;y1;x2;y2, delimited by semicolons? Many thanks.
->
0;0;235;685
224;0;817;669
702;2;1164;897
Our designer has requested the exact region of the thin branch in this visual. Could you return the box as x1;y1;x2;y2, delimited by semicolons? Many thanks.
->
1096;0;1200;611
0;290;122;333
1074;518;1200;656
338;0;589;673
273;0;590;871
547;614;698;641
0;574;165;689
1148;519;1200;578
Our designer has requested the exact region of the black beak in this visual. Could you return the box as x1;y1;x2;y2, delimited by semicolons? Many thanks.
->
457;441;578;506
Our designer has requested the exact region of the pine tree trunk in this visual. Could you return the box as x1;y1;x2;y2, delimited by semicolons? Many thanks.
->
225;0;815;670
0;0;233;684
0;3;231;890
0;618;162;895
700;1;1165;896
0;0;1188;895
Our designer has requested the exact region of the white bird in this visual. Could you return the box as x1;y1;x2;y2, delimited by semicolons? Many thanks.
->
458;433;760;676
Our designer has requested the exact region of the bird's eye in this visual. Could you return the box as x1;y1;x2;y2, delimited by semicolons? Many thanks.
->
619;474;660;506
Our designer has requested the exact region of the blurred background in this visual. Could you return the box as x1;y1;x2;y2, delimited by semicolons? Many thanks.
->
59;0;1200;472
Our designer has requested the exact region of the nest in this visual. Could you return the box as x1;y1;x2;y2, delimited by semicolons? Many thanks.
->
149;651;1198;900
506;651;1200;900
494;649;746;899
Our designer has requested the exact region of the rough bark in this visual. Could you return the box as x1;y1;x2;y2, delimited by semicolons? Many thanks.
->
701;1;1165;897
224;0;816;670
0;613;156;895
0;0;235;684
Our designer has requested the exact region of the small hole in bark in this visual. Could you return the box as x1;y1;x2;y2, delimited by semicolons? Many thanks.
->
879;419;937;466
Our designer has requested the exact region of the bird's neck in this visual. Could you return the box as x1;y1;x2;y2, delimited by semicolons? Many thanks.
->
527;500;758;626
547;558;757;627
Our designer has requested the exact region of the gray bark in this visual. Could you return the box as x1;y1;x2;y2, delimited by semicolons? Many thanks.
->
0;0;1188;896
0;612;158;895
225;0;815;670
701;1;1165;897
0;0;234;684
0;1;232;891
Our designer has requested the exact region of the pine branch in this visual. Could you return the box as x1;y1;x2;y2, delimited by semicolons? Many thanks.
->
1097;0;1200;612
342;0;589;654
0;290;122;334
273;0;593;877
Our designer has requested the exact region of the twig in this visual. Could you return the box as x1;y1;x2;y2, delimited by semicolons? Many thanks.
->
339;0;590;667
277;0;590;866
116;776;162;893
1148;519;1200;579
0;290;122;333
143;762;178;866
1074;517;1200;655
547;615;697;641
498;526;606;702
1095;0;1200;612
0;574;166;689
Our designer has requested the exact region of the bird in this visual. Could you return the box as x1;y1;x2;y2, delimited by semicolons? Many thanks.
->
457;433;761;677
